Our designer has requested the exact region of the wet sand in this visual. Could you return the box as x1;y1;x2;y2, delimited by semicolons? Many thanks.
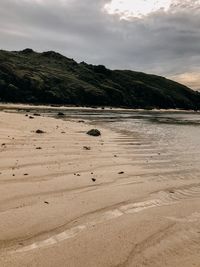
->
0;109;200;267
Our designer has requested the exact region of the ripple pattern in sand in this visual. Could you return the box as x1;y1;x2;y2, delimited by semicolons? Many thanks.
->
13;183;200;253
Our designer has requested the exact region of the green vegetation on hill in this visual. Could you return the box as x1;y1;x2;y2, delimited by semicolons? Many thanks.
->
0;48;199;109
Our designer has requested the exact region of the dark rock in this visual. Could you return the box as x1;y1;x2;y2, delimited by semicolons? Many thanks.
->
83;146;91;150
44;201;49;204
118;171;124;174
33;113;41;116
36;147;42;149
78;120;85;123
35;129;45;134
29;116;34;119
23;173;29;176
87;129;101;137
57;112;64;116
91;178;96;182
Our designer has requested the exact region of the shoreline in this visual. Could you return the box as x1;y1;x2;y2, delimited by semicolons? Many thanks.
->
0;109;200;267
0;102;199;113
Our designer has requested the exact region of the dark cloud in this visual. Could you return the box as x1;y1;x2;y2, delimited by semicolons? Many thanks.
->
0;0;200;89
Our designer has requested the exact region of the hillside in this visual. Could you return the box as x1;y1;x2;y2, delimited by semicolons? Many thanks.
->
0;49;199;109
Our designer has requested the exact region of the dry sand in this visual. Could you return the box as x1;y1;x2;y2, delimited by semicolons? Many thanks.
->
0;109;200;267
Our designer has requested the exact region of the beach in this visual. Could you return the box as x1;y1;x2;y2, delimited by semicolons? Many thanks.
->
0;107;200;267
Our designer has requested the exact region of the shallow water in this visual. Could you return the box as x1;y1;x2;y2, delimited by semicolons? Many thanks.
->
5;107;200;176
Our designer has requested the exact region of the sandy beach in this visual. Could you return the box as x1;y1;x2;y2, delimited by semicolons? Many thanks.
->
0;108;200;267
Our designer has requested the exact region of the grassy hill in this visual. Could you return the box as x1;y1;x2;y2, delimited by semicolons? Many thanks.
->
0;48;199;110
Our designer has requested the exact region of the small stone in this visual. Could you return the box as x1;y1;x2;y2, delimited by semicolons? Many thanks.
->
118;171;124;174
29;116;34;119
44;201;49;204
35;129;45;134
33;113;41;116
91;178;96;182
36;147;42;150
83;146;91;150
57;112;64;116
87;129;101;137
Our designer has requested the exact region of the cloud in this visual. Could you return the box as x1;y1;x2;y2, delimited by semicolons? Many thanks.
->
104;0;172;19
171;71;200;90
0;0;200;89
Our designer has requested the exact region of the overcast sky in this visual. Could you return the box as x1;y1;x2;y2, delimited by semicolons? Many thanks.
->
1;0;200;90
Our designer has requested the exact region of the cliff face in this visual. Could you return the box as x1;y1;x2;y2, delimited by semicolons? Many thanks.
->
0;49;199;109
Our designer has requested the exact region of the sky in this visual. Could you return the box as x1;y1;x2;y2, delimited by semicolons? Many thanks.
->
0;0;200;90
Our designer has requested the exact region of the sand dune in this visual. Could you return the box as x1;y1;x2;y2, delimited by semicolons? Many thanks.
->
0;109;200;267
